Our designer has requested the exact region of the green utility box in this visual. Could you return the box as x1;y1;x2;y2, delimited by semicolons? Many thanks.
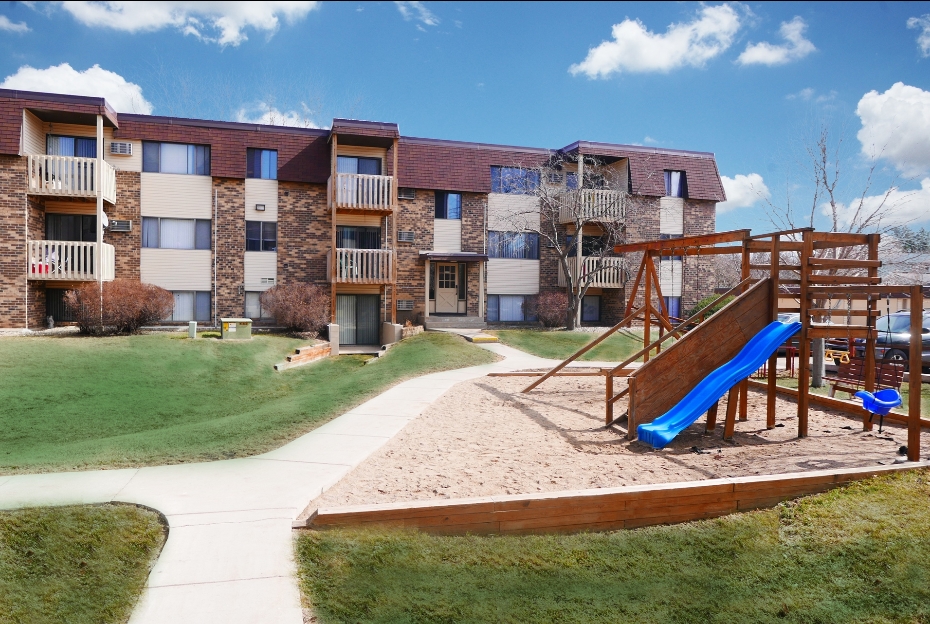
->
220;318;252;340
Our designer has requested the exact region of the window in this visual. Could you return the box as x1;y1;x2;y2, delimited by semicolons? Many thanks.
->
245;292;273;320
246;221;277;252
336;226;380;249
491;166;540;194
143;142;211;175
167;291;212;322
582;296;601;323
566;172;578;190
247;148;277;179
47;135;96;158
487;295;538;322
142;218;211;250
664;296;682;320
566;235;609;257
435;192;462;219
488;231;540;259
664;170;687;198
46;214;96;242
336;156;381;175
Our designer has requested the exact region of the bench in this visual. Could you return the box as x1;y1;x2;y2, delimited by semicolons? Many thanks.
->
824;356;904;398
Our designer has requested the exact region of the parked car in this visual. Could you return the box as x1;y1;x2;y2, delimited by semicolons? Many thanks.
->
853;311;930;372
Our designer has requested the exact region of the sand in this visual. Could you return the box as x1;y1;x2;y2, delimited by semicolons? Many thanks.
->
309;372;927;512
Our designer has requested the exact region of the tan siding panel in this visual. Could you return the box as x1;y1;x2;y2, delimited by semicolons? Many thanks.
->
658;258;683;296
335;284;381;294
660;197;684;235
433;219;461;252
488;193;540;230
337;146;387;159
244;178;278;221
335;214;383;227
23;110;44;155
487;259;539;295
105;137;142;172
140;248;212;290
141;173;213;218
244;252;277;290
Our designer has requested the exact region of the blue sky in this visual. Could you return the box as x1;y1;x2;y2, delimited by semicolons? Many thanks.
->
1;1;929;232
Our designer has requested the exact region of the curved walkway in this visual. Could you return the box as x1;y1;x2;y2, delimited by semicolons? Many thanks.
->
0;342;567;624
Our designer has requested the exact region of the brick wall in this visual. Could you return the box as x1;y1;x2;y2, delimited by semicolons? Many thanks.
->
214;177;245;319
682;199;717;312
277;181;329;285
0;155;26;327
394;190;433;324
109;171;140;280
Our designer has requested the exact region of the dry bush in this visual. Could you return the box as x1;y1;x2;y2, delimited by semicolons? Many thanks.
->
525;291;569;328
260;283;330;336
64;280;175;335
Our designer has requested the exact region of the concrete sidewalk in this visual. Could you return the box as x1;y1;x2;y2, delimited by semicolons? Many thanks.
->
0;341;555;624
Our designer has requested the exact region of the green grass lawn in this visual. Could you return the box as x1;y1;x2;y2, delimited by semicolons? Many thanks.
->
297;469;930;623
0;332;496;474
0;504;165;624
491;328;655;362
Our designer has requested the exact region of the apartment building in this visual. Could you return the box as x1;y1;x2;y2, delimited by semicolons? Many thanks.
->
0;89;726;344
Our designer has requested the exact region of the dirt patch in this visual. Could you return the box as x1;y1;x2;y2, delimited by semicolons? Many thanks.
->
310;372;927;512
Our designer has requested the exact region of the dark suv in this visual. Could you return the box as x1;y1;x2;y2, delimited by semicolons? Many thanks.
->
856;311;930;372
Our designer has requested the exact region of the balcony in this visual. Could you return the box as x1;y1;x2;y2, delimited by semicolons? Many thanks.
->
558;256;626;289
26;155;116;204
327;248;394;284
329;173;394;213
559;189;625;224
27;240;115;282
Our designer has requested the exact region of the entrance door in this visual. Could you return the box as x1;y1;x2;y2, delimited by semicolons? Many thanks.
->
435;264;458;313
336;294;380;345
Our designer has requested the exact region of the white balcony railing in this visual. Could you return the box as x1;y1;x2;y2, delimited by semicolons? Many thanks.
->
330;173;394;211
26;155;117;204
27;240;115;281
559;189;626;223
558;256;626;288
327;248;394;284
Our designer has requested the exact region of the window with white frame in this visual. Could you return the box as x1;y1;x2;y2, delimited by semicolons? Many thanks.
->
488;232;540;259
167;291;212;322
247;148;277;179
246;221;277;252
142;218;211;250
664;170;687;198
143;142;211;175
434;191;462;219
487;295;538;322
490;166;540;194
581;296;601;322
245;292;273;320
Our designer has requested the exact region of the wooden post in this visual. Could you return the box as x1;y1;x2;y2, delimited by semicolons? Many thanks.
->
863;235;879;394
605;373;614;425
706;401;719;432
908;284;922;462
391;137;399;324
739;379;749;422
767;236;780;428
643;254;653;361
797;231;812;437
723;384;739;440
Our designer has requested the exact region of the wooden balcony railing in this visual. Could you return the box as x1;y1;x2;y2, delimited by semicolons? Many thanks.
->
558;256;626;288
330;173;394;211
27;240;115;281
327;248;394;284
559;189;626;223
26;155;116;204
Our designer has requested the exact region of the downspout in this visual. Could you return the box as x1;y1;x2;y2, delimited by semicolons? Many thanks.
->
96;115;103;326
22;110;28;331
214;189;218;327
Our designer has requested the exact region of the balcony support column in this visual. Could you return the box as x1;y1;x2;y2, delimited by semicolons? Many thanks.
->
424;259;430;319
96;114;104;316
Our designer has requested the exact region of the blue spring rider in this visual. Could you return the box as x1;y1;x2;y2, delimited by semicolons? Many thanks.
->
854;389;903;433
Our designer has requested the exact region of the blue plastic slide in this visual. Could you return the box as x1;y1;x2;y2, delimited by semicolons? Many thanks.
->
637;320;803;449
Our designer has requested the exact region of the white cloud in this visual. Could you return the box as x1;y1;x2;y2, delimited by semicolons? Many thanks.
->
58;1;319;46
737;16;815;66
0;15;30;32
829;178;930;226
786;87;815;101
856;82;930;177
394;1;438;27
907;14;930;57
569;4;741;78
718;173;770;213
0;63;153;113
235;101;318;128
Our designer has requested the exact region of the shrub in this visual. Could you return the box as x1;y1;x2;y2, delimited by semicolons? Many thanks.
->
524;291;569;328
260;283;330;336
688;294;734;319
64;280;175;335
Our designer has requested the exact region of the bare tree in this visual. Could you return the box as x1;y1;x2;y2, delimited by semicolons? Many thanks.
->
492;153;630;329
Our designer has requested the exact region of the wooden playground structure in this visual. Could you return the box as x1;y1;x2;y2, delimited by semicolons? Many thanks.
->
521;228;926;462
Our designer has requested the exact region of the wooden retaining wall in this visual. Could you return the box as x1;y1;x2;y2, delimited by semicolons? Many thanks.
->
304;462;927;535
628;278;772;436
274;342;331;371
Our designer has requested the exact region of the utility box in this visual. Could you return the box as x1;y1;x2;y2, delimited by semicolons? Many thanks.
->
220;318;252;340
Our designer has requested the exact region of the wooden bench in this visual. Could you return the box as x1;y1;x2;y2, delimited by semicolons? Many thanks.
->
825;356;904;398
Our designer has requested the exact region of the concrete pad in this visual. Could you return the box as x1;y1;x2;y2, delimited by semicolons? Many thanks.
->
149;518;294;587
345;399;434;417
312;413;412;438
0;468;138;510
129;575;303;624
259;432;393;466
167;508;295;528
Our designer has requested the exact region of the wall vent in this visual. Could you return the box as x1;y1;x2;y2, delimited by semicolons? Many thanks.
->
397;231;415;243
110;141;133;156
109;219;132;232
396;300;415;311
398;187;416;200
260;277;277;286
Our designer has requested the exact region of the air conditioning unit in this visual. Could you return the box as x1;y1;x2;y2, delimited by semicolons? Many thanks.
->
397;231;415;243
398;187;416;200
109;219;132;232
110;141;133;156
396;300;414;311
260;277;277;286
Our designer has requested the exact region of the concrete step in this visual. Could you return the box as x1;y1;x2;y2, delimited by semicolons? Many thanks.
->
424;316;486;330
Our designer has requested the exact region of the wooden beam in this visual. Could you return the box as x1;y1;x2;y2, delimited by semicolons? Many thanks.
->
655;245;744;256
706;401;719;432
808;326;872;339
797;232;812;437
613;229;751;254
746;227;814;240
810;232;870;244
808;275;882;285
723;384;739;440
909;284;923;461
808;258;882;269
808;308;880;317
748;241;803;252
